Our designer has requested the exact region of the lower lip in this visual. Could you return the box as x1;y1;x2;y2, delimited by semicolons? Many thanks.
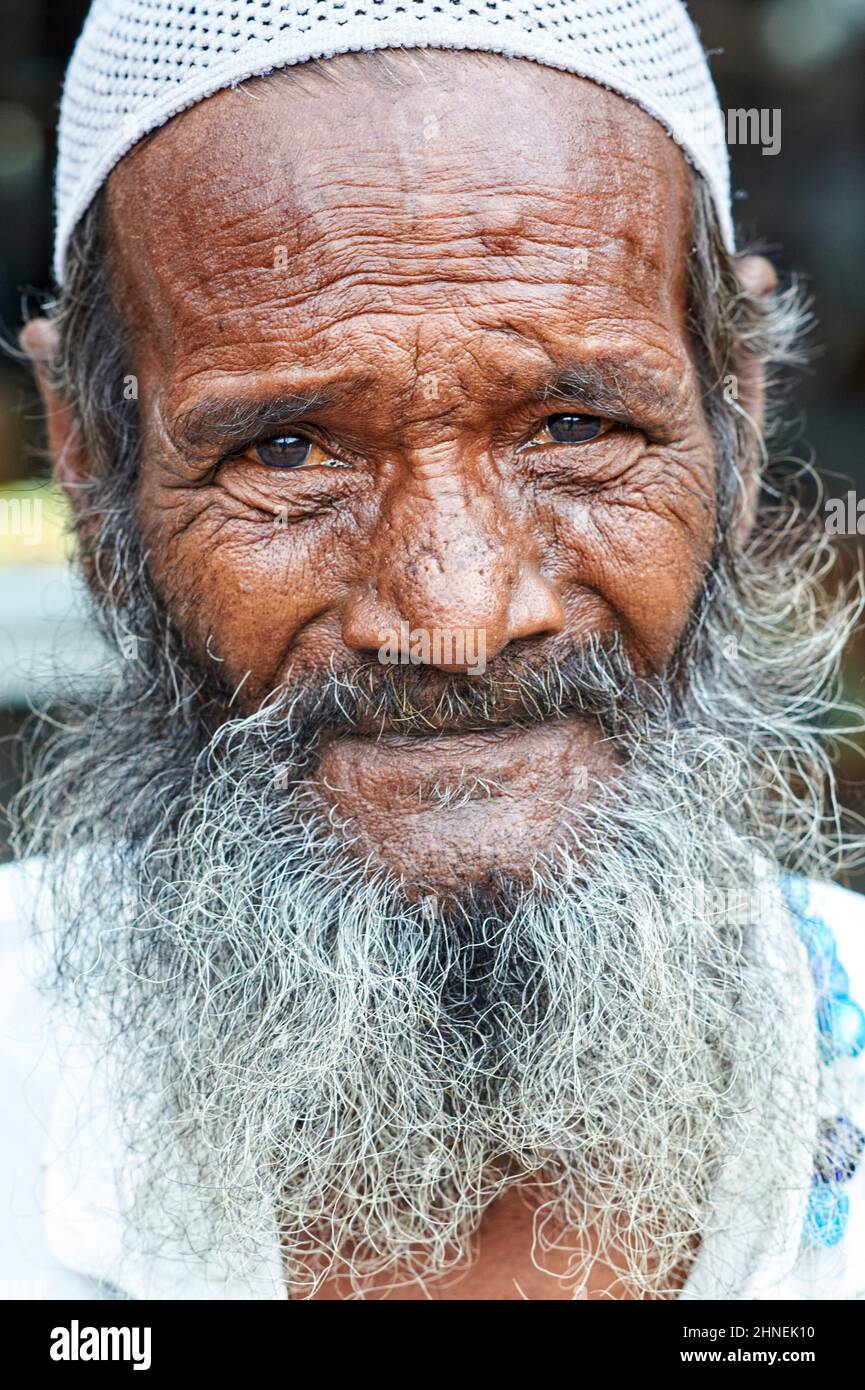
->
316;716;609;788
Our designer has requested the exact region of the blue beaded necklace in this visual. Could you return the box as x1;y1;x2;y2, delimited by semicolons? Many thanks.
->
781;875;865;1247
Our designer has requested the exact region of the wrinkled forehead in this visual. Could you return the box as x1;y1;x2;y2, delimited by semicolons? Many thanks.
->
104;52;694;364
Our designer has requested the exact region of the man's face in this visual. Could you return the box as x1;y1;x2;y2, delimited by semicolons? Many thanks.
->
105;52;715;890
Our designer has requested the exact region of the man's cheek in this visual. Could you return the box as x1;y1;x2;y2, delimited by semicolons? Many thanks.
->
141;496;344;690
596;508;710;663
543;485;713;665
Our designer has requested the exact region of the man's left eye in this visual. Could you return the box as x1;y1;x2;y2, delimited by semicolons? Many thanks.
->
536;413;613;445
254;435;332;469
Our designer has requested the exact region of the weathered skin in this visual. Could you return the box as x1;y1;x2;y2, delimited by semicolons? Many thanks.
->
23;50;775;1297
114;53;715;887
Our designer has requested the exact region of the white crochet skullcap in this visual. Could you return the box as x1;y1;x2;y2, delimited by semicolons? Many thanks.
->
54;0;733;286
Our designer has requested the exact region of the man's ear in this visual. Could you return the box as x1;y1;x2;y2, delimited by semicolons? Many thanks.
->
732;253;778;434
19;317;87;496
729;253;778;546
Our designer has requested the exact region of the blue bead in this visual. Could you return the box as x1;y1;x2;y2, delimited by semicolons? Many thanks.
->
780;877;865;1060
782;874;809;915
815;1116;865;1183
811;954;850;998
797;914;841;964
829;956;852;996
803;1184;850;1247
818;996;865;1060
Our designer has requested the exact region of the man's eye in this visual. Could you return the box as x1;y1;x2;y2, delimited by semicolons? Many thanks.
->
540;413;612;445
254;434;319;469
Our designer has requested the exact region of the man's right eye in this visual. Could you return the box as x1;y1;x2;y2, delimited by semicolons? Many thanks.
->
254;435;316;469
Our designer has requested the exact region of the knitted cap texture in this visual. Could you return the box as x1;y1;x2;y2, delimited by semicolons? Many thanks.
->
55;0;733;285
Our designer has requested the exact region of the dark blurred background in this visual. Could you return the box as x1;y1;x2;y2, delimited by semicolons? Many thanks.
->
0;0;864;869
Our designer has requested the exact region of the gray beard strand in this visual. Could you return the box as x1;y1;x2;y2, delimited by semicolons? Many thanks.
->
26;664;817;1299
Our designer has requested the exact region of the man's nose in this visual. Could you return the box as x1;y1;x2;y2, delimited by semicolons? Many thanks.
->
341;464;565;670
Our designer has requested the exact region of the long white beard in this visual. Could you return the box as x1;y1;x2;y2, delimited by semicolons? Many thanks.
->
31;671;816;1300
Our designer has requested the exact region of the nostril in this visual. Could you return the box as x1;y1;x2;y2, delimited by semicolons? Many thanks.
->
505;565;566;644
341;588;405;656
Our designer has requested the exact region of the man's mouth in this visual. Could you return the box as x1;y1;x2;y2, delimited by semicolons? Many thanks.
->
287;632;645;749
315;715;612;806
345;720;549;745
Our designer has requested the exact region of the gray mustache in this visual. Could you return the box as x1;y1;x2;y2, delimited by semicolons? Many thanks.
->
276;633;660;747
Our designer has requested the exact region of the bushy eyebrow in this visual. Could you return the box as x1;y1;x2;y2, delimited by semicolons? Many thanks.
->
169;387;339;455
529;358;687;436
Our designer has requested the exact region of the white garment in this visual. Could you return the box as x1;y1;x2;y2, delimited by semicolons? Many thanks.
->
54;0;733;286
1;855;864;1300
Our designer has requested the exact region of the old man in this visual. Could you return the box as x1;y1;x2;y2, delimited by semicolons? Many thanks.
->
2;0;865;1301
